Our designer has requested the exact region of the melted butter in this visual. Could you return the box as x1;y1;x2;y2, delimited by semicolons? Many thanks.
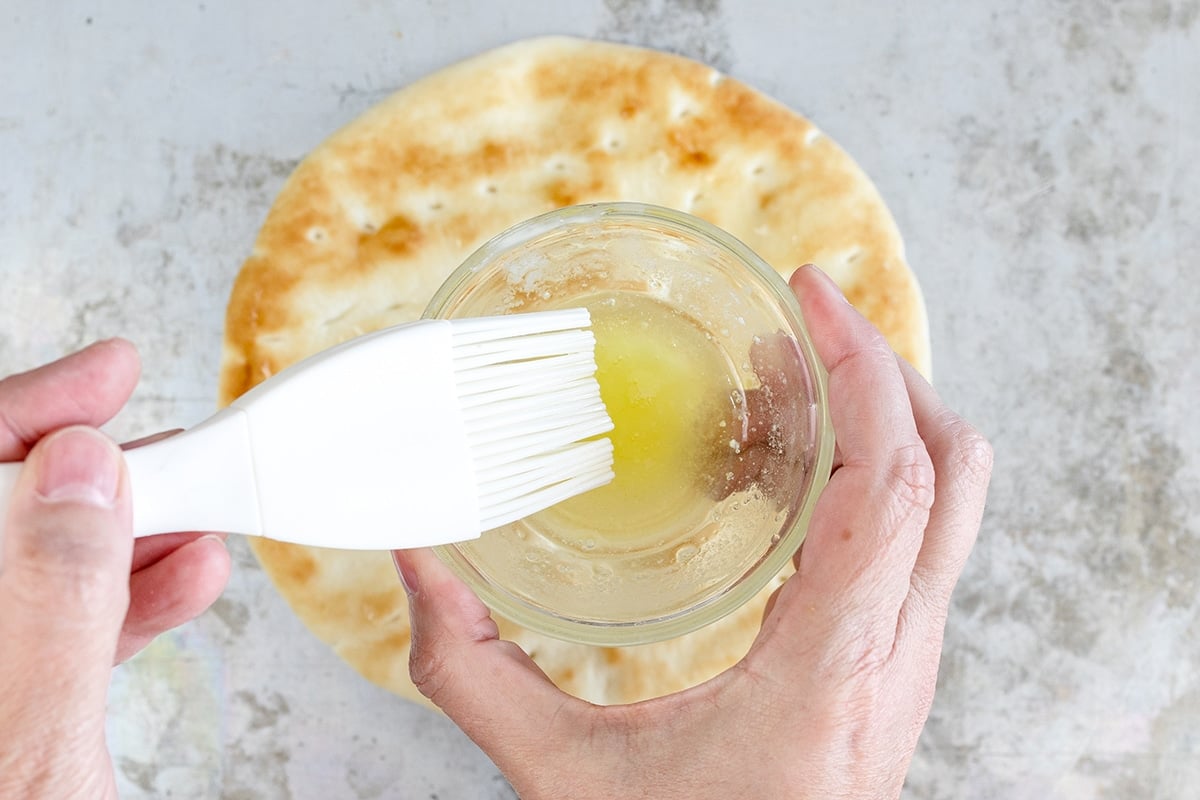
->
540;290;738;550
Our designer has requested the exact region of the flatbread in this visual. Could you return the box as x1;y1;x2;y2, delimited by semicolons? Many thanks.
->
219;36;929;707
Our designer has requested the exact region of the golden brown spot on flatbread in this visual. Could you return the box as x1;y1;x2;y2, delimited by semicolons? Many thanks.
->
348;141;527;203
261;210;333;259
716;87;793;141
530;59;651;112
382;630;412;650
257;538;318;585
226;261;299;331
357;215;423;264
360;590;403;622
546;175;609;208
668;127;715;169
546;180;577;207
478;140;515;171
220;361;256;405
436;211;481;251
388;144;448;187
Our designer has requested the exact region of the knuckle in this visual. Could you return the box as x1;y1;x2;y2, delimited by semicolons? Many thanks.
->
408;641;454;707
832;605;901;682
848;641;892;682
884;442;936;517
903;575;951;628
949;422;995;486
834;636;895;716
829;337;895;376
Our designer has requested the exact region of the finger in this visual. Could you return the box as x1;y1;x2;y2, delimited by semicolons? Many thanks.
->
0;426;132;737
752;267;935;664
896;358;992;626
392;547;583;768
131;530;228;572
117;533;231;663
791;265;933;594
0;339;140;460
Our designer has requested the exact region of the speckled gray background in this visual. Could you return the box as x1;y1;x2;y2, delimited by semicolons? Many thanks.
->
1;1;1197;798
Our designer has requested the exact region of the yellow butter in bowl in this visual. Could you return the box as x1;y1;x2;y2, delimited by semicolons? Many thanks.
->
547;290;735;549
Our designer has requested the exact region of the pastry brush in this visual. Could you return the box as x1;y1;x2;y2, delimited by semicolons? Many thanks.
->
0;308;615;549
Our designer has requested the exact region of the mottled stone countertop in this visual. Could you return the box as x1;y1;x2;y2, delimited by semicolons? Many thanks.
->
2;1;1197;798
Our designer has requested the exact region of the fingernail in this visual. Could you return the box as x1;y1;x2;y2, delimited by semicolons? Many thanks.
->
802;264;851;304
392;551;420;596
195;533;227;548
35;427;121;508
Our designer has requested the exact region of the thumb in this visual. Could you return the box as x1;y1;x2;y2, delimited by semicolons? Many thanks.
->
392;547;584;765
0;426;132;719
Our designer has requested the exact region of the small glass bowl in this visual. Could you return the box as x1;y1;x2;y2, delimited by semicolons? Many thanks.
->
424;203;834;646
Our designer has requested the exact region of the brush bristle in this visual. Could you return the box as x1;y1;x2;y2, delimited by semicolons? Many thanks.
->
449;308;615;531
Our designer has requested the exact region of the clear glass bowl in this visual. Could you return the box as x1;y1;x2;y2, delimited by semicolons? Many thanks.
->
424;203;834;645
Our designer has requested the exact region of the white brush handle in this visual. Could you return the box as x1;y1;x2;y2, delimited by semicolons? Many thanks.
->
124;409;263;537
0;321;481;550
0;408;264;539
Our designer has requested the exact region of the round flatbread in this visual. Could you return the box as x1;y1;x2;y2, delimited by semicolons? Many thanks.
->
218;36;929;707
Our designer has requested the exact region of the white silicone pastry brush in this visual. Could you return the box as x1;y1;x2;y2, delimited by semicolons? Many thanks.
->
0;309;615;550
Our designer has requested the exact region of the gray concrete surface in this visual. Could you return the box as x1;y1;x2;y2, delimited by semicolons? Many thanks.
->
1;1;1197;797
